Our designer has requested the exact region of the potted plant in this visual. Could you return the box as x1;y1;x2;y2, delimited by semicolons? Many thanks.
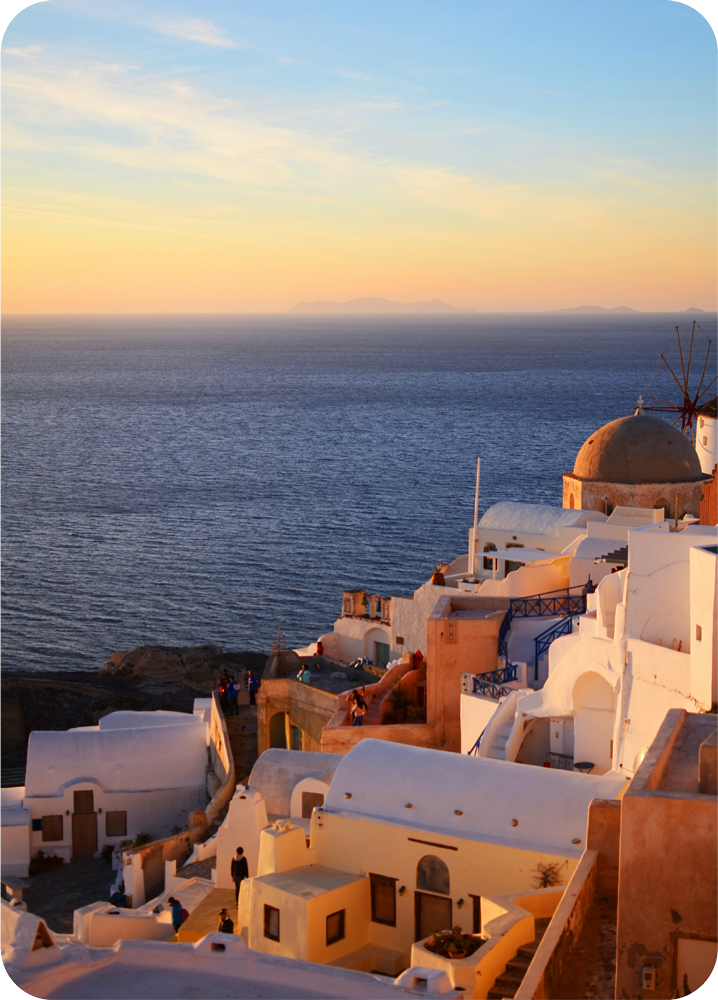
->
424;926;485;960
429;563;446;586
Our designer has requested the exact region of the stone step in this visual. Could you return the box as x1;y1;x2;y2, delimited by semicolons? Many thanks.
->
492;970;524;989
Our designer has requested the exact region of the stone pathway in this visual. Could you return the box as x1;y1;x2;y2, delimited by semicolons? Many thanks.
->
22;857;116;934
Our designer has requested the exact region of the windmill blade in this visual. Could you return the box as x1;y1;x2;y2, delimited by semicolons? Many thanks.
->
685;321;695;389
661;354;692;404
677;326;688;391
695;375;717;406
692;341;714;405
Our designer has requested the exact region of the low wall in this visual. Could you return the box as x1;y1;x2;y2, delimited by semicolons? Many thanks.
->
123;692;235;906
410;888;563;995
514;851;599;1000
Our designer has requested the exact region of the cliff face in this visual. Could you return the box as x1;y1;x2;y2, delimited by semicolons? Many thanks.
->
1;646;267;777
105;644;266;691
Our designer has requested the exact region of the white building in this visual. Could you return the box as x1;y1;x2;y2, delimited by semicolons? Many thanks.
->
237;739;625;975
467;522;717;776
695;396;717;477
2;709;210;873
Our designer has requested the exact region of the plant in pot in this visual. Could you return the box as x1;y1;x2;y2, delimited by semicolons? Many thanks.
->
425;926;484;960
429;563;446;586
389;682;410;723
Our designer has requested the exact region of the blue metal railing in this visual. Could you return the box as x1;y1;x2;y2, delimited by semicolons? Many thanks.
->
467;728;486;755
498;587;586;675
509;588;586;621
472;665;516;690
533;616;579;680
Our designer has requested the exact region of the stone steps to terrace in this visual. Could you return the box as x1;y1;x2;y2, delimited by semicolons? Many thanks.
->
487;917;551;1000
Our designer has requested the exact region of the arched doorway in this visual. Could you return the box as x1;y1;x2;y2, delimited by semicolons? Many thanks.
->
269;712;288;749
415;855;452;941
572;671;614;774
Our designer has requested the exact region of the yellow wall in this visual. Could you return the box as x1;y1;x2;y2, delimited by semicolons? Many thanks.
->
306;878;371;965
312;811;578;961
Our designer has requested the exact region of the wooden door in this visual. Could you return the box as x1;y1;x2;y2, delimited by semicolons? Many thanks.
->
72;813;98;857
415;891;452;941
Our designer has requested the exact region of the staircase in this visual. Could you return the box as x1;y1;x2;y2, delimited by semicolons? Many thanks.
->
223;705;259;785
487;917;551;1000
486;722;515;760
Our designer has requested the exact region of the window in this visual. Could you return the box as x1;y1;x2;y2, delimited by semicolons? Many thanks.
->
696;625;703;641
290;725;302;750
326;909;345;945
302;792;324;818
471;895;482;934
416;855;450;896
370;873;397;926
105;811;127;837
703;436;708;446
263;905;280;941
41;815;63;842
73;790;94;814
483;542;497;571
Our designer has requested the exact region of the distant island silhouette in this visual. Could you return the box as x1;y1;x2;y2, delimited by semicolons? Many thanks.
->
289;297;472;315
550;305;640;314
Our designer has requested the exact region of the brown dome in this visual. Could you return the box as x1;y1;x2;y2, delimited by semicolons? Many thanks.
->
573;414;703;484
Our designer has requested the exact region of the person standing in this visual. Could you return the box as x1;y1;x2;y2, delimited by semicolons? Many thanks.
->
219;670;230;714
246;670;260;706
218;908;234;934
316;640;324;657
227;675;240;716
231;846;249;903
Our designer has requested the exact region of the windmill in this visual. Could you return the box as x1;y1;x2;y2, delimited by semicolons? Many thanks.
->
642;321;716;444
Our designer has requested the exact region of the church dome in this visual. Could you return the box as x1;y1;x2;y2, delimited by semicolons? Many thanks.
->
573;413;703;484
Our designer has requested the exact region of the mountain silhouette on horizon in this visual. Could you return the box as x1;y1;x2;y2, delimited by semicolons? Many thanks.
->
550;305;640;314
289;296;471;315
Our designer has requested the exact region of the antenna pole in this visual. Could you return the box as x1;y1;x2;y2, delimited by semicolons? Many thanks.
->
470;458;481;577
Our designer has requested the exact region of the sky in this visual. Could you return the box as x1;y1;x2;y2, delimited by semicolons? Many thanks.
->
1;0;717;313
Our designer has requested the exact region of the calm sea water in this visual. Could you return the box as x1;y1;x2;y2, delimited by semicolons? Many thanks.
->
2;313;714;673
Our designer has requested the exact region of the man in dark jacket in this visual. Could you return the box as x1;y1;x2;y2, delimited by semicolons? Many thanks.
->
218;908;234;934
168;897;183;934
231;846;249;903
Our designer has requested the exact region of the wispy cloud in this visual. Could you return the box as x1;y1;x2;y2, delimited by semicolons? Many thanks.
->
335;70;373;82
149;18;236;49
361;101;401;111
3;45;44;57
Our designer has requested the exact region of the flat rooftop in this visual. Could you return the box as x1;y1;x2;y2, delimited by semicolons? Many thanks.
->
253;865;365;899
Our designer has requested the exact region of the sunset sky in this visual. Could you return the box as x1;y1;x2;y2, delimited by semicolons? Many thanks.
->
2;0;716;313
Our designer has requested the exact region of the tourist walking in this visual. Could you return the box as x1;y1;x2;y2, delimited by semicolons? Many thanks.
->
231;846;249;903
348;689;367;726
297;665;311;684
218;908;234;934
168;897;183;935
246;670;260;706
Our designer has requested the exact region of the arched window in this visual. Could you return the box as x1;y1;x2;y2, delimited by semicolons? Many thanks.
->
569;495;575;509
483;542;497;571
416;855;450;895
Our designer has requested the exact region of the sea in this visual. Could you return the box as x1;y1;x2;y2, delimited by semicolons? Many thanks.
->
2;312;715;674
